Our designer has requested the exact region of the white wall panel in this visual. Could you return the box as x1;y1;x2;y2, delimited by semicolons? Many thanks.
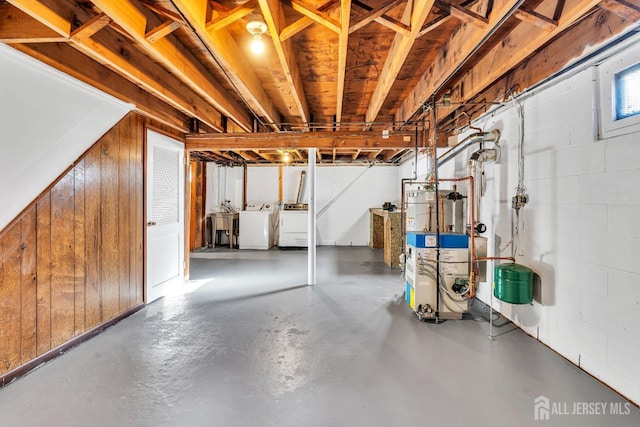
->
0;43;133;230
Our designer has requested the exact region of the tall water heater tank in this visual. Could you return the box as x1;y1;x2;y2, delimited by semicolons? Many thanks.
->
406;190;428;232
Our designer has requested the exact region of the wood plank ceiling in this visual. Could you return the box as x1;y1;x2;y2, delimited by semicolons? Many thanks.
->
2;0;639;165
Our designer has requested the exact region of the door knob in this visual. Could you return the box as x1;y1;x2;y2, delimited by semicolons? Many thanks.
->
147;221;157;226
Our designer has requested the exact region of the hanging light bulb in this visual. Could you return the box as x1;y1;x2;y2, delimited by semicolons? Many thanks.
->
246;19;267;55
250;33;265;54
282;151;291;163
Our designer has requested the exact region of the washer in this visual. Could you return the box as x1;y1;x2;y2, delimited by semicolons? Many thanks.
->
239;203;275;250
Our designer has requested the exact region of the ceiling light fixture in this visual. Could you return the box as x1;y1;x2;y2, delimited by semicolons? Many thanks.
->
246;19;267;55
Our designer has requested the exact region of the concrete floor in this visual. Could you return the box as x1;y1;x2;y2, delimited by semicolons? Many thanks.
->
0;247;637;427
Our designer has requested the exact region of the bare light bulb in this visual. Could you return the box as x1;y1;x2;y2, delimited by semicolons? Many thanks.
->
250;34;264;54
282;152;291;163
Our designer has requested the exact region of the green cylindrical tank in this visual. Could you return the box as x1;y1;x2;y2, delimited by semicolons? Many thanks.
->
494;263;533;304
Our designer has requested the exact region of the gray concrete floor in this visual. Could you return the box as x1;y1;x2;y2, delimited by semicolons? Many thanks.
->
0;247;637;427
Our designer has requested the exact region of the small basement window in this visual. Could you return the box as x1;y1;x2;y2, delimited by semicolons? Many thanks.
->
598;39;640;139
614;62;640;120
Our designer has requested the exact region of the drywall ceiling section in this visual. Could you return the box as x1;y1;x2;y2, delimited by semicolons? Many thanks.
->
0;42;134;231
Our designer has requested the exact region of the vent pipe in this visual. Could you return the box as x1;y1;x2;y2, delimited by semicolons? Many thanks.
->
437;130;500;169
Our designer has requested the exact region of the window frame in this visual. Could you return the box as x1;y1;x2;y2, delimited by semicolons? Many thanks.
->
598;42;640;139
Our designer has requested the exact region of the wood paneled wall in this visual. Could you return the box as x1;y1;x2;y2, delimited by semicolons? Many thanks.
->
189;160;206;250
0;112;144;377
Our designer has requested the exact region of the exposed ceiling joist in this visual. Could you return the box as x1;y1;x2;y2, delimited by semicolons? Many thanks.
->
259;0;311;123
70;13;111;42
206;0;258;32
513;8;558;31
280;0;340;41
450;4;489;28
289;0;342;33
395;0;525;124
0;4;66;43
433;0;606;123
352;0;410;35
171;0;281;131
599;0;640;20
90;0;253;131
365;0;435;124
417;14;453;38
336;0;352;125
145;20;183;43
6;0;225;132
349;0;404;34
187;131;415;150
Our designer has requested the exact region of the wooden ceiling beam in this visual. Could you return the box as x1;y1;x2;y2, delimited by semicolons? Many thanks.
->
258;0;311;123
0;4;67;43
367;149;383;161
70;13;111;42
599;0;640;21
90;0;253;131
187;131;415;150
172;0;281;131
13;42;190;132
432;0;606;121
336;0;352;125
141;2;185;22
352;0;410;35
145;20;184;43
7;0;225;131
6;0;71;37
349;0;404;34
450;4;489;28
280;0;340;41
365;0;435;124
382;149;400;162
395;0;525;124
206;0;258;32
289;0;342;34
513;8;558;31
417;14;453;38
352;149;361;160
435;4;636;123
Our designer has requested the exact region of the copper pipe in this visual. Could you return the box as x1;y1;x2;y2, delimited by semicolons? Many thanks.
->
475;256;516;262
439;195;445;232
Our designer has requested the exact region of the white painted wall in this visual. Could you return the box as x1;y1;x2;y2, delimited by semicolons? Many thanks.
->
207;164;400;245
250;165;401;245
205;163;244;213
0;43;133;230
433;46;640;404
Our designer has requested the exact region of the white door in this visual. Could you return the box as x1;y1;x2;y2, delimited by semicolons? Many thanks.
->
146;130;185;303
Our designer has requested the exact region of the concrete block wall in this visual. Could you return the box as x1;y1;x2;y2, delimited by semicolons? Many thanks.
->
445;62;640;404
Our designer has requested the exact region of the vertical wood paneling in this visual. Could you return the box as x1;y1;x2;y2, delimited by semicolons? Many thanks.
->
50;174;76;348
84;147;102;330
74;161;86;336
100;133;120;321
133;118;144;305
119;117;132;311
0;223;22;372
189;161;206;250
189;161;197;251
36;195;52;356
20;207;37;363
0;112;152;378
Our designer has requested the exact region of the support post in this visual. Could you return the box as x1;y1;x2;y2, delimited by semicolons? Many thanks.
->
308;148;317;285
